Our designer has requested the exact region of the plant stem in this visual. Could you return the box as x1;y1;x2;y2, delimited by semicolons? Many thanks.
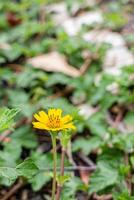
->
56;147;65;200
51;134;57;200
0;179;24;200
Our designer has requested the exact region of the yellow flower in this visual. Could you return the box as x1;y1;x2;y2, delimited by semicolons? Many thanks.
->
32;108;76;132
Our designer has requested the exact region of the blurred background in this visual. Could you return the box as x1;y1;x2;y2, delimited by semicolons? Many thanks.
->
0;0;134;199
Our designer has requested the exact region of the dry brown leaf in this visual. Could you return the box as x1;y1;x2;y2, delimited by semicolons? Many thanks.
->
79;168;90;185
46;3;69;25
103;47;134;75
78;104;98;119
93;193;112;200
62;11;103;36
0;43;11;50
83;30;134;75
83;30;125;47
27;52;81;77
46;1;100;26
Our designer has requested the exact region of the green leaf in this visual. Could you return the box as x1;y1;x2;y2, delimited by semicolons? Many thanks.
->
89;165;118;194
0;107;20;132
11;125;37;149
59;130;73;148
112;133;134;153
0;141;22;173
29;172;50;191
124;111;134;133
113;191;134;200
29;152;53;191
7;90;34;117
89;150;123;194
130;156;134;167
16;159;38;179
124;111;134;125
31;152;54;170
46;73;71;87
104;12;127;29
29;151;64;191
97;149;123;169
57;174;71;186
16;68;47;88
0;167;18;182
87;112;108;137
72;136;103;155
123;134;134;153
61;177;86;200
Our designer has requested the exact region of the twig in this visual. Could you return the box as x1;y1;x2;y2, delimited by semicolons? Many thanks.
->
39;165;96;172
0;179;24;200
7;64;23;72
80;52;98;75
48;86;73;100
0;130;11;142
124;153;132;195
78;152;96;168
79;57;91;75
35;5;46;40
107;113;126;133
66;141;76;167
0;118;30;142
21;189;28;200
93;193;112;200
114;110;123;128
39;5;45;24
56;148;65;200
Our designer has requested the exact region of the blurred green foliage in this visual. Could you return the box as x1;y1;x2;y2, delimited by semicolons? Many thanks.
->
0;0;134;199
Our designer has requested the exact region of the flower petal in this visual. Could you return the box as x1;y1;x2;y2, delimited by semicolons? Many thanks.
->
34;113;41;121
32;122;48;130
34;111;48;123
56;109;62;118
61;115;72;124
48;108;54;117
48;108;62;119
33;108;75;131
39;111;48;120
63;123;76;130
33;114;43;123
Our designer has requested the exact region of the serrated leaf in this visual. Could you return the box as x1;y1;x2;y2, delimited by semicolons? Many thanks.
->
0;107;20;132
11;125;37;149
113;191;134;200
124;111;134;132
16;159;38;179
89;166;118;194
57;175;71;186
0;167;18;181
89;150;123;193
87;112;108;136
29;172;50;191
2;140;22;164
29;151;63;191
61;177;86;200
72;136;103;155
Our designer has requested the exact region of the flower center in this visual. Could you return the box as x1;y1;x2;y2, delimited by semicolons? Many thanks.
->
47;114;61;128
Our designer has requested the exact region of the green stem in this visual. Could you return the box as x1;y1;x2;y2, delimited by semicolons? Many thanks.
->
51;134;57;200
56;147;65;200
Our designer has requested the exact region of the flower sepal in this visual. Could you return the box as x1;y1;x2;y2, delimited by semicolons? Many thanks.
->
58;130;74;148
56;174;71;187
